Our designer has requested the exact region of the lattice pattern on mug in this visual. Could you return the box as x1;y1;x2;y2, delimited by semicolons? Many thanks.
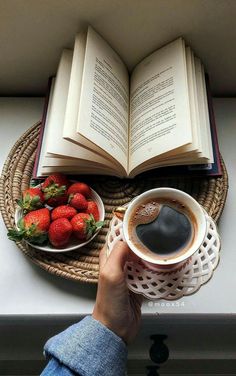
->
107;212;220;300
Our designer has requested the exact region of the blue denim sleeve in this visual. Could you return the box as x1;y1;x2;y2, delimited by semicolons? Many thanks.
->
41;316;128;376
41;357;76;375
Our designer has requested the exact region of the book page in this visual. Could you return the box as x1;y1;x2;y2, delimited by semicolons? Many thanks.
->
62;32;110;158
63;31;87;141
77;27;129;171
129;38;192;172
40;165;124;177
42;156;118;176
40;49;123;175
36;78;56;177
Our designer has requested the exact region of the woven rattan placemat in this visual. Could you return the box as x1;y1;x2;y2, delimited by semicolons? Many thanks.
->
0;122;228;283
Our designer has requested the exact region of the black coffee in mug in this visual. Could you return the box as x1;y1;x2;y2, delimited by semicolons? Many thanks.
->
128;198;196;260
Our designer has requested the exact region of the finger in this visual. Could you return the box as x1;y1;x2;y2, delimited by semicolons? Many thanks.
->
129;290;144;308
129;292;143;323
106;240;131;272
99;244;108;269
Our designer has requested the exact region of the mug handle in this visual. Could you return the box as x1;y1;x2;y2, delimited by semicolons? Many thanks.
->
113;206;127;220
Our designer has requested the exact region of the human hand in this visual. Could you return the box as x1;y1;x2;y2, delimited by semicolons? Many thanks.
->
92;241;143;344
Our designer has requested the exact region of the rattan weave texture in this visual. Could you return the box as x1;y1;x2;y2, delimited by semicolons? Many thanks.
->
0;122;228;283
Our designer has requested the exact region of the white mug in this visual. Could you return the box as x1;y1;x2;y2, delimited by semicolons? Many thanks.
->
122;188;207;271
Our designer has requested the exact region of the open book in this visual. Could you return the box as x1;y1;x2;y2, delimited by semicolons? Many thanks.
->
35;26;216;178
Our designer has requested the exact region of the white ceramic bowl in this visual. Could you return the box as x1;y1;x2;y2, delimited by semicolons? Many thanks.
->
15;188;105;253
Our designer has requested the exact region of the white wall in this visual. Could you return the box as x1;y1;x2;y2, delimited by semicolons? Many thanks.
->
1;0;236;96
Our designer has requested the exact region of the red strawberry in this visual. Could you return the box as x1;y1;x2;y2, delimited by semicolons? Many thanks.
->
77;213;90;219
42;173;70;207
51;205;77;221
69;193;88;211
86;201;100;221
46;194;68;208
42;173;70;190
71;213;103;240
8;208;50;245
68;182;91;198
17;187;44;212
48;218;72;247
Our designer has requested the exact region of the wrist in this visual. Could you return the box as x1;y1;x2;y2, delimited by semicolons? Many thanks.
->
92;310;109;332
92;310;127;344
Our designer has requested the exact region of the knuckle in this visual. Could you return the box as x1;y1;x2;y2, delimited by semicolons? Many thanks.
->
99;268;118;285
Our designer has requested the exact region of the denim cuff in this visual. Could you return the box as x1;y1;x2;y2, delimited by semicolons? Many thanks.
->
44;316;128;376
